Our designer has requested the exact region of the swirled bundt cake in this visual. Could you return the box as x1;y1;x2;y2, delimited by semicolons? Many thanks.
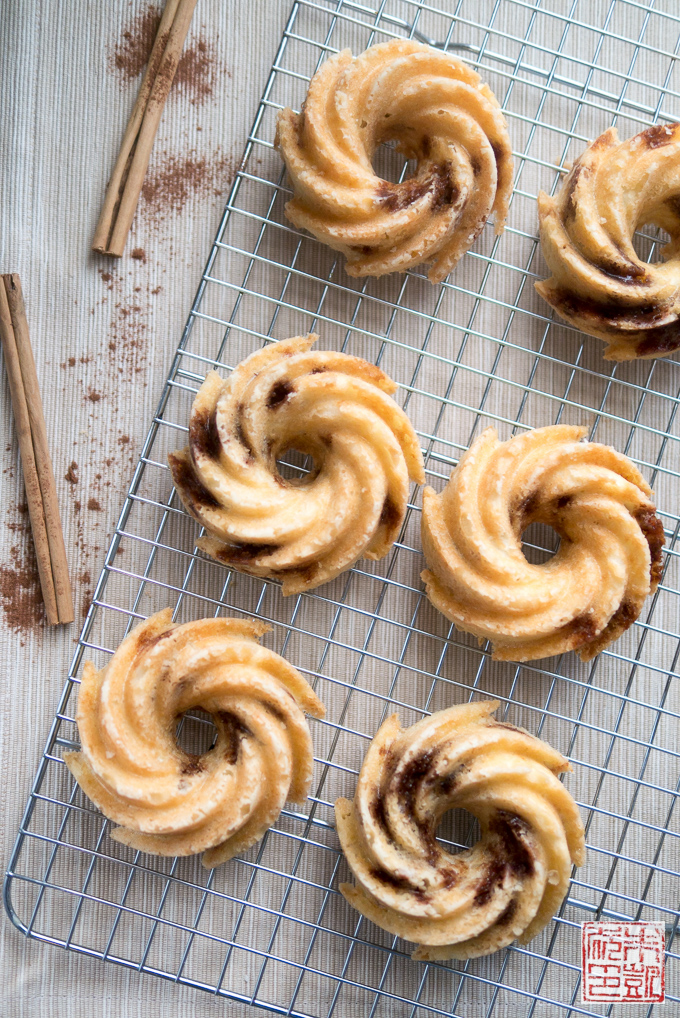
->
537;123;680;360
65;609;324;867
336;700;585;959
169;334;424;594
421;426;664;661
276;40;513;283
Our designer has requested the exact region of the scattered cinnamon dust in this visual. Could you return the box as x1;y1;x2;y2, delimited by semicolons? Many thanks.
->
142;150;236;215
175;38;218;104
55;324;149;626
6;502;29;532
108;295;149;377
0;516;44;637
79;570;93;620
109;4;223;105
62;354;92;369
110;6;162;79
94;260;154;380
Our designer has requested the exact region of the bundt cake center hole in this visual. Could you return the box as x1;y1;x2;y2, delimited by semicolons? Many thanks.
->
632;219;672;264
275;446;319;486
435;807;481;853
175;708;219;759
520;521;562;565
371;138;417;184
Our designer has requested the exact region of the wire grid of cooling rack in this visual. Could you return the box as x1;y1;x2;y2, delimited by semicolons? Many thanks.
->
5;0;680;1014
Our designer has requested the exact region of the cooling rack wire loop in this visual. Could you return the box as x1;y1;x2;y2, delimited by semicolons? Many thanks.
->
5;1;680;1015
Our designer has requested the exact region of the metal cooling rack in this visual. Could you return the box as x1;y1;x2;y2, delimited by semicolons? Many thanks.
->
5;0;680;1014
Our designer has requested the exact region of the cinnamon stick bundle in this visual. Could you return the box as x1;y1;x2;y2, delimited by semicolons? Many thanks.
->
93;0;199;257
0;274;74;625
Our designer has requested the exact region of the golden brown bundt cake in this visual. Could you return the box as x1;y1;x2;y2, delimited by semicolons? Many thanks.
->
65;609;324;867
276;39;513;283
169;334;424;595
421;426;664;661
537;123;680;360
336;700;585;959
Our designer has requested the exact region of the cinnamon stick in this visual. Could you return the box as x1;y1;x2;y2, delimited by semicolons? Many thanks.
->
92;0;199;257
0;281;58;624
3;274;74;624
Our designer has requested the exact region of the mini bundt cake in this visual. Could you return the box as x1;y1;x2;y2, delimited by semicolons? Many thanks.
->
537;123;680;360
421;425;664;661
276;39;513;283
336;700;585;959
169;334;424;594
65;610;324;867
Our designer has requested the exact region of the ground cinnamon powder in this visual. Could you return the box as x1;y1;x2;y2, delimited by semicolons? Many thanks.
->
111;7;162;79
142;150;235;214
110;4;220;105
175;38;217;103
0;505;44;638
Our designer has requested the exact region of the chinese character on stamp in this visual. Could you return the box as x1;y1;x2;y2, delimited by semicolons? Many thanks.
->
582;922;665;1003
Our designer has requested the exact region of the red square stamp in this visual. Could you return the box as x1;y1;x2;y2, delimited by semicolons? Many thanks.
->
582;922;665;1003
